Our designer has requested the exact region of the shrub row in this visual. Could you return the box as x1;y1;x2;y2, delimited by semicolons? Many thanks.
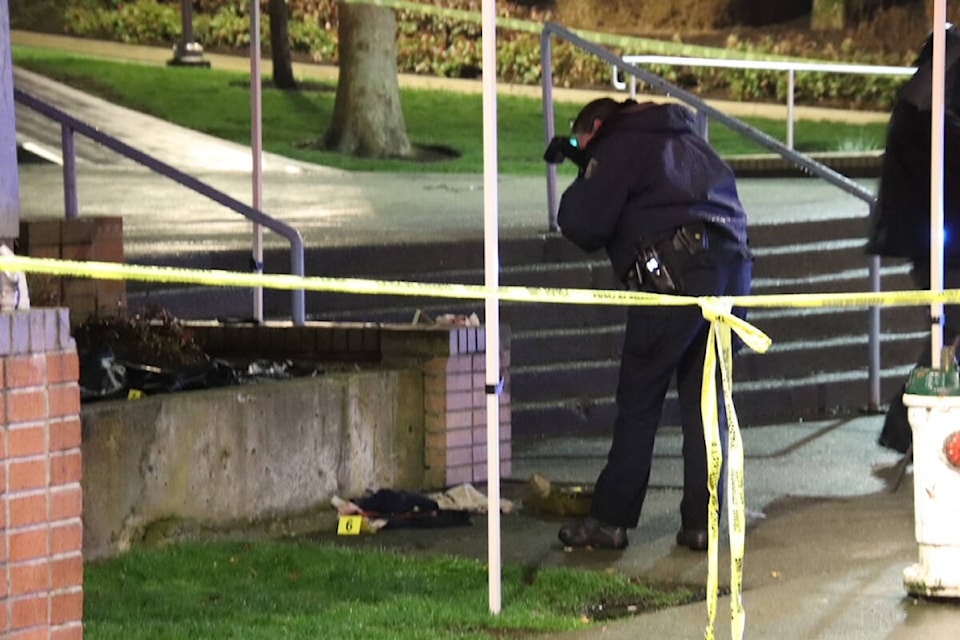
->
49;0;938;110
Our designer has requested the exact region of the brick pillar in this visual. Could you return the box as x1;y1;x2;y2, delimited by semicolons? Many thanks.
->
1;309;83;639
421;326;511;489
18;218;125;323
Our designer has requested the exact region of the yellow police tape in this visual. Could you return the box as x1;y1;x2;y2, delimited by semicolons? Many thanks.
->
6;253;960;640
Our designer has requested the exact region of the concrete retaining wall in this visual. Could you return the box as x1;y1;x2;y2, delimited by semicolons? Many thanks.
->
81;368;424;559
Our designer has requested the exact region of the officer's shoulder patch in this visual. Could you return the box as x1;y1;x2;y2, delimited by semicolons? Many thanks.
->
584;158;599;179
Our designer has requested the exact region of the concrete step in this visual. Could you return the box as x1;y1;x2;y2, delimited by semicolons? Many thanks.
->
129;213;928;440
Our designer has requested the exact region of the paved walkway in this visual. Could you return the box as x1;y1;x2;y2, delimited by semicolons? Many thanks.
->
12;31;960;640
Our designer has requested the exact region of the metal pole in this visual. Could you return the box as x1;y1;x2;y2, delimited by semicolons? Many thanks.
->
929;2;947;367
251;0;264;324
540;29;560;231
868;253;881;410
787;68;796;149
61;124;79;220
170;0;209;67
481;0;503;616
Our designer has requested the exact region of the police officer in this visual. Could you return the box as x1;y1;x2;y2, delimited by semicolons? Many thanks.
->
546;98;752;550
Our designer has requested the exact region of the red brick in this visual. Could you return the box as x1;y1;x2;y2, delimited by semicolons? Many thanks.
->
9;493;47;528
8;426;48;458
446;355;473;373
445;446;476;467
50;418;81;452
50;452;81;487
9;459;47;492
20;219;63;249
447;372;472;391
446;465;476;486
51;521;83;556
422;357;448;377
424;412;445;432
59;244;92;262
445;409;473;429
10;594;50;630
446;390;474;412
48;385;80;420
51;623;84;640
9;627;54;640
52;554;83;591
445;427;474;448
10;527;50;563
10;562;51;596
6;390;48;423
51;591;83;626
5;355;46;389
50;487;82;521
46;352;79;385
0;600;6;634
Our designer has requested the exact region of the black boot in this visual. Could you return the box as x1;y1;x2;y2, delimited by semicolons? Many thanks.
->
558;517;628;550
676;528;709;551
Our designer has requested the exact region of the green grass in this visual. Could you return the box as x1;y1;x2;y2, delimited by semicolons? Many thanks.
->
12;47;887;175
84;540;696;639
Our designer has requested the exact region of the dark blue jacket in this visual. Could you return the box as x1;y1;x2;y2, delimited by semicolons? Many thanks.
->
557;102;749;280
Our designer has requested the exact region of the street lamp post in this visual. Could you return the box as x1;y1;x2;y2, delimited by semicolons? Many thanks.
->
169;0;210;67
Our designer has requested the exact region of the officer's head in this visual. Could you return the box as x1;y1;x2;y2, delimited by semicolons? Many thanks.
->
571;98;622;149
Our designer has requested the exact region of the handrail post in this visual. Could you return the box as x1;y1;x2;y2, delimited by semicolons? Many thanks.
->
868;257;882;411
540;27;560;231
17;87;307;324
787;68;796;149
290;237;306;326
61;123;79;220
694;110;709;142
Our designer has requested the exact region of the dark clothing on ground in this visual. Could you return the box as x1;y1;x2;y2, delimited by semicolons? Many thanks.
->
558;102;752;532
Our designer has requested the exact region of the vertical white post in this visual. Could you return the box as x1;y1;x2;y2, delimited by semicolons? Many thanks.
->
929;1;947;367
787;68;796;150
481;0;502;616
250;0;264;323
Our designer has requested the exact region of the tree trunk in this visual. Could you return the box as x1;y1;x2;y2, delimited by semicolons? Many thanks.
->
268;0;297;90
324;2;412;158
811;0;846;30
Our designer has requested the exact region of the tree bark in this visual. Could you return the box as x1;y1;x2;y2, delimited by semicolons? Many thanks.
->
324;2;412;158
268;0;297;90
811;0;846;30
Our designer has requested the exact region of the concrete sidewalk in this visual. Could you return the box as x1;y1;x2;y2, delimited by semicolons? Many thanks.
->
329;416;959;640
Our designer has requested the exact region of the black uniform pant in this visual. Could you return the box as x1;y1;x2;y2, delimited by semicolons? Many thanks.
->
590;240;752;530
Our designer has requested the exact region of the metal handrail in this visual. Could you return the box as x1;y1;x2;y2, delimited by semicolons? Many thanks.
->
14;87;306;326
540;22;884;410
613;55;914;149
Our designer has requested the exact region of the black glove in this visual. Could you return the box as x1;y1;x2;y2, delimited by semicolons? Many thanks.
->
543;135;585;168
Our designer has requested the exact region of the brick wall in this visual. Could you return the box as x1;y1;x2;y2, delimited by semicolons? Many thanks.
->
420;327;511;488
1;309;84;639
18;218;125;324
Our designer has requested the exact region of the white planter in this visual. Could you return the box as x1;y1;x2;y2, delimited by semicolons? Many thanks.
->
903;393;960;598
